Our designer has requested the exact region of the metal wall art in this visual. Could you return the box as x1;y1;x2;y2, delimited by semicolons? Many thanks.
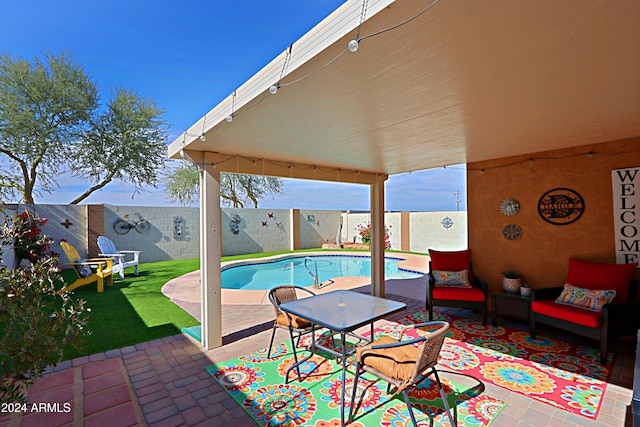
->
500;198;520;216
441;217;454;229
230;213;241;235
537;188;584;225
503;223;522;240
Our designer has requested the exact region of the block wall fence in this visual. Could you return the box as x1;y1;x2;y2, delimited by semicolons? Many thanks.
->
4;204;467;265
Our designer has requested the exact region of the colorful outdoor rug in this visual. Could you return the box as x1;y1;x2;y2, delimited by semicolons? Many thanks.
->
206;338;505;426
392;309;611;420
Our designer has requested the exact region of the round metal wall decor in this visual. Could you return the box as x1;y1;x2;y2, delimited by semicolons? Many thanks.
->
500;198;520;216
537;188;584;225
502;223;522;240
441;217;454;229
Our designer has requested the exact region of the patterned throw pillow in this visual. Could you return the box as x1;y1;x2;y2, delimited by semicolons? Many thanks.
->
75;260;93;278
555;283;616;312
433;270;471;288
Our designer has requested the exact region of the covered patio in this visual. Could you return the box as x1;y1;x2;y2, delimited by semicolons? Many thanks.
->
5;282;635;426
167;0;640;350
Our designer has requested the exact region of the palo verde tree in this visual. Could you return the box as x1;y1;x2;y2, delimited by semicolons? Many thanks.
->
0;51;168;204
0;51;98;203
164;162;283;207
69;88;168;204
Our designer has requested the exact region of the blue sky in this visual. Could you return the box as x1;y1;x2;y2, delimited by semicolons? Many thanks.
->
1;0;466;211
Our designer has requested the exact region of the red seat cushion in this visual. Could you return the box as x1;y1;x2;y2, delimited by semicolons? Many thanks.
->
432;287;485;302
531;300;602;328
566;258;637;301
429;249;474;285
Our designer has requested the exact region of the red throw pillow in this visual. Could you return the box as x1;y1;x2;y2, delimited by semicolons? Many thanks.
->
566;258;637;301
429;249;473;285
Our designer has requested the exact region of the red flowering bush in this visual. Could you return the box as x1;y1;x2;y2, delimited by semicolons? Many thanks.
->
0;207;89;404
357;222;391;249
13;210;55;264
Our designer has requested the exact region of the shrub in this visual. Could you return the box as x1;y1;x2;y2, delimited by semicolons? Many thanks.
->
12;210;55;265
0;208;89;403
357;222;391;249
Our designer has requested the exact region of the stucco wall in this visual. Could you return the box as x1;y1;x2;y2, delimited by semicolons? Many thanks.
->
467;138;640;295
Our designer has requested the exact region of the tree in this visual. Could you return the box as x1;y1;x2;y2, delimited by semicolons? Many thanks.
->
68;88;168;204
0;52;168;204
0;51;98;203
164;163;284;207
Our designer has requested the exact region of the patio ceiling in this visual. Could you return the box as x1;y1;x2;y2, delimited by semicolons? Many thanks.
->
168;0;640;180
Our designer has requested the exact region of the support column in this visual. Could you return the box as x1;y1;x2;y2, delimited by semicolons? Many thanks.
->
200;154;223;349
370;175;387;297
290;209;300;250
401;211;410;252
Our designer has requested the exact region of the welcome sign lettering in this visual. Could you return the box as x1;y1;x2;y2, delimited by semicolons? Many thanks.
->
612;167;640;266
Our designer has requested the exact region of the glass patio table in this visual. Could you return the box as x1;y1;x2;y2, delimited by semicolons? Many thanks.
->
280;289;406;426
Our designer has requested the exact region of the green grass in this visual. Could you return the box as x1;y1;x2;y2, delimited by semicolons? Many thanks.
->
60;258;201;360
59;248;425;360
59;250;324;359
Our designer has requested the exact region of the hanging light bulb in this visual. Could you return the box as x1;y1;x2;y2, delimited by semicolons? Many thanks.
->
348;39;359;52
225;115;233;123
269;85;278;95
199;134;206;141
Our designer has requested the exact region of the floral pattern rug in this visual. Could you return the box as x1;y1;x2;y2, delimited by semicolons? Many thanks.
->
206;335;505;426
393;309;611;419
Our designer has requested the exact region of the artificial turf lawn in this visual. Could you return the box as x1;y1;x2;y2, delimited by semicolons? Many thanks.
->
59;248;419;360
58;250;325;360
60;258;201;360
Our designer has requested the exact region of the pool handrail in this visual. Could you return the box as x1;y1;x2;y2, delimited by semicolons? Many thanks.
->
304;257;320;289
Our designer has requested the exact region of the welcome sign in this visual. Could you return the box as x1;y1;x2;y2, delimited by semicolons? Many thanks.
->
612;167;640;266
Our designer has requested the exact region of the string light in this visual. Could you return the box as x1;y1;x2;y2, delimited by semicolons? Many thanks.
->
226;90;237;123
180;132;187;159
181;0;441;138
349;0;368;52
179;152;384;183
200;115;206;141
468;147;640;173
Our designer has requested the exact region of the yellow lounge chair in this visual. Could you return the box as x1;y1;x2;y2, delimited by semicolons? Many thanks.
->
60;241;113;293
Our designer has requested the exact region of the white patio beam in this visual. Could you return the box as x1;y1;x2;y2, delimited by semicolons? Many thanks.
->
179;149;386;185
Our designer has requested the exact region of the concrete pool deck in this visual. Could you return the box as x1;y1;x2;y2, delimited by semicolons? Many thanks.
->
161;251;430;320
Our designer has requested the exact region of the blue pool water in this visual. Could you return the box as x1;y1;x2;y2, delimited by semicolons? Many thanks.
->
221;255;424;290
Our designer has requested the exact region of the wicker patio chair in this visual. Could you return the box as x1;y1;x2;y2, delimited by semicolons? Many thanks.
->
348;321;455;427
267;285;319;379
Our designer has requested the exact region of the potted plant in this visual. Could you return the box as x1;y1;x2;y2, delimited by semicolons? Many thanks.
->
520;282;531;297
501;270;522;293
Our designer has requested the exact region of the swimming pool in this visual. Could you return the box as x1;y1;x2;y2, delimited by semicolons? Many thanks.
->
221;254;424;290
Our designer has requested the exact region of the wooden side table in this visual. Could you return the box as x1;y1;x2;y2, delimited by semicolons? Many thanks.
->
492;291;532;327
